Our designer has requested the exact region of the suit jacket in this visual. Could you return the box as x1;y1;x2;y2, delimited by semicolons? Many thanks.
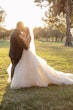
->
9;29;28;60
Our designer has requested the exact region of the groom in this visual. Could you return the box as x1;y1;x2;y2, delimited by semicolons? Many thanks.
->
9;21;31;80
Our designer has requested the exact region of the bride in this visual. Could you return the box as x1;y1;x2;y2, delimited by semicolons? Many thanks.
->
7;26;73;89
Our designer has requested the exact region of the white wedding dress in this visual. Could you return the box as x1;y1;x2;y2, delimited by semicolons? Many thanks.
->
7;28;73;89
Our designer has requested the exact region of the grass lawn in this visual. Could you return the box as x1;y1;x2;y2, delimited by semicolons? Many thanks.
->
0;40;73;110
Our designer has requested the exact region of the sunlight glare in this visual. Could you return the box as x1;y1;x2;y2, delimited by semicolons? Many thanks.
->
0;0;45;29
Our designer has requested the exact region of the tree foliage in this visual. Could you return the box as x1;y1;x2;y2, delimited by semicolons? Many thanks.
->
33;27;65;41
34;0;73;46
0;6;6;23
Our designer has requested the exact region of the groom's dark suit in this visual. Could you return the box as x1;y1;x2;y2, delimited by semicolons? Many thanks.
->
9;29;28;80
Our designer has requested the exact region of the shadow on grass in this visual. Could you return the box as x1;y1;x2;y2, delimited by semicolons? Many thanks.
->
0;83;51;110
1;82;73;110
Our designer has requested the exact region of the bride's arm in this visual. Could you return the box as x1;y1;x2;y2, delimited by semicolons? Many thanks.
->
19;34;31;49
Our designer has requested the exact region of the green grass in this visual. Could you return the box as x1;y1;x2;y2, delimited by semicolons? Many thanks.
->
0;40;73;110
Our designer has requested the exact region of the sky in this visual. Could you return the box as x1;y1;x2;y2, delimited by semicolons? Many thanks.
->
0;0;47;29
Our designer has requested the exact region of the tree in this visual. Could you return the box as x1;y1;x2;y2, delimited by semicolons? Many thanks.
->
34;0;73;46
0;6;6;25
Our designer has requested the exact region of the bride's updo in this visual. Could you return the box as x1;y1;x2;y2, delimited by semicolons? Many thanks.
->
23;27;30;36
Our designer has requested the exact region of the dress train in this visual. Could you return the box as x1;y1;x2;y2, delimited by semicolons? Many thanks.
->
7;49;73;89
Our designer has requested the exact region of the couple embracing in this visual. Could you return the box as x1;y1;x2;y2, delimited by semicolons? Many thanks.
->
7;21;73;89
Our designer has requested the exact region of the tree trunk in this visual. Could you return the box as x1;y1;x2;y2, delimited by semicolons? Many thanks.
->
65;0;72;46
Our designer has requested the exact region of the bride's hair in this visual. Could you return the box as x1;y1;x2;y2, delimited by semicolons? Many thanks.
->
24;27;30;35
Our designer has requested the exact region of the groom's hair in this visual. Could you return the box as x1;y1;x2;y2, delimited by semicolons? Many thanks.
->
16;21;24;29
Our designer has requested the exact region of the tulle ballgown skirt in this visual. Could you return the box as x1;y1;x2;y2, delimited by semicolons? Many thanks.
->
7;49;73;89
